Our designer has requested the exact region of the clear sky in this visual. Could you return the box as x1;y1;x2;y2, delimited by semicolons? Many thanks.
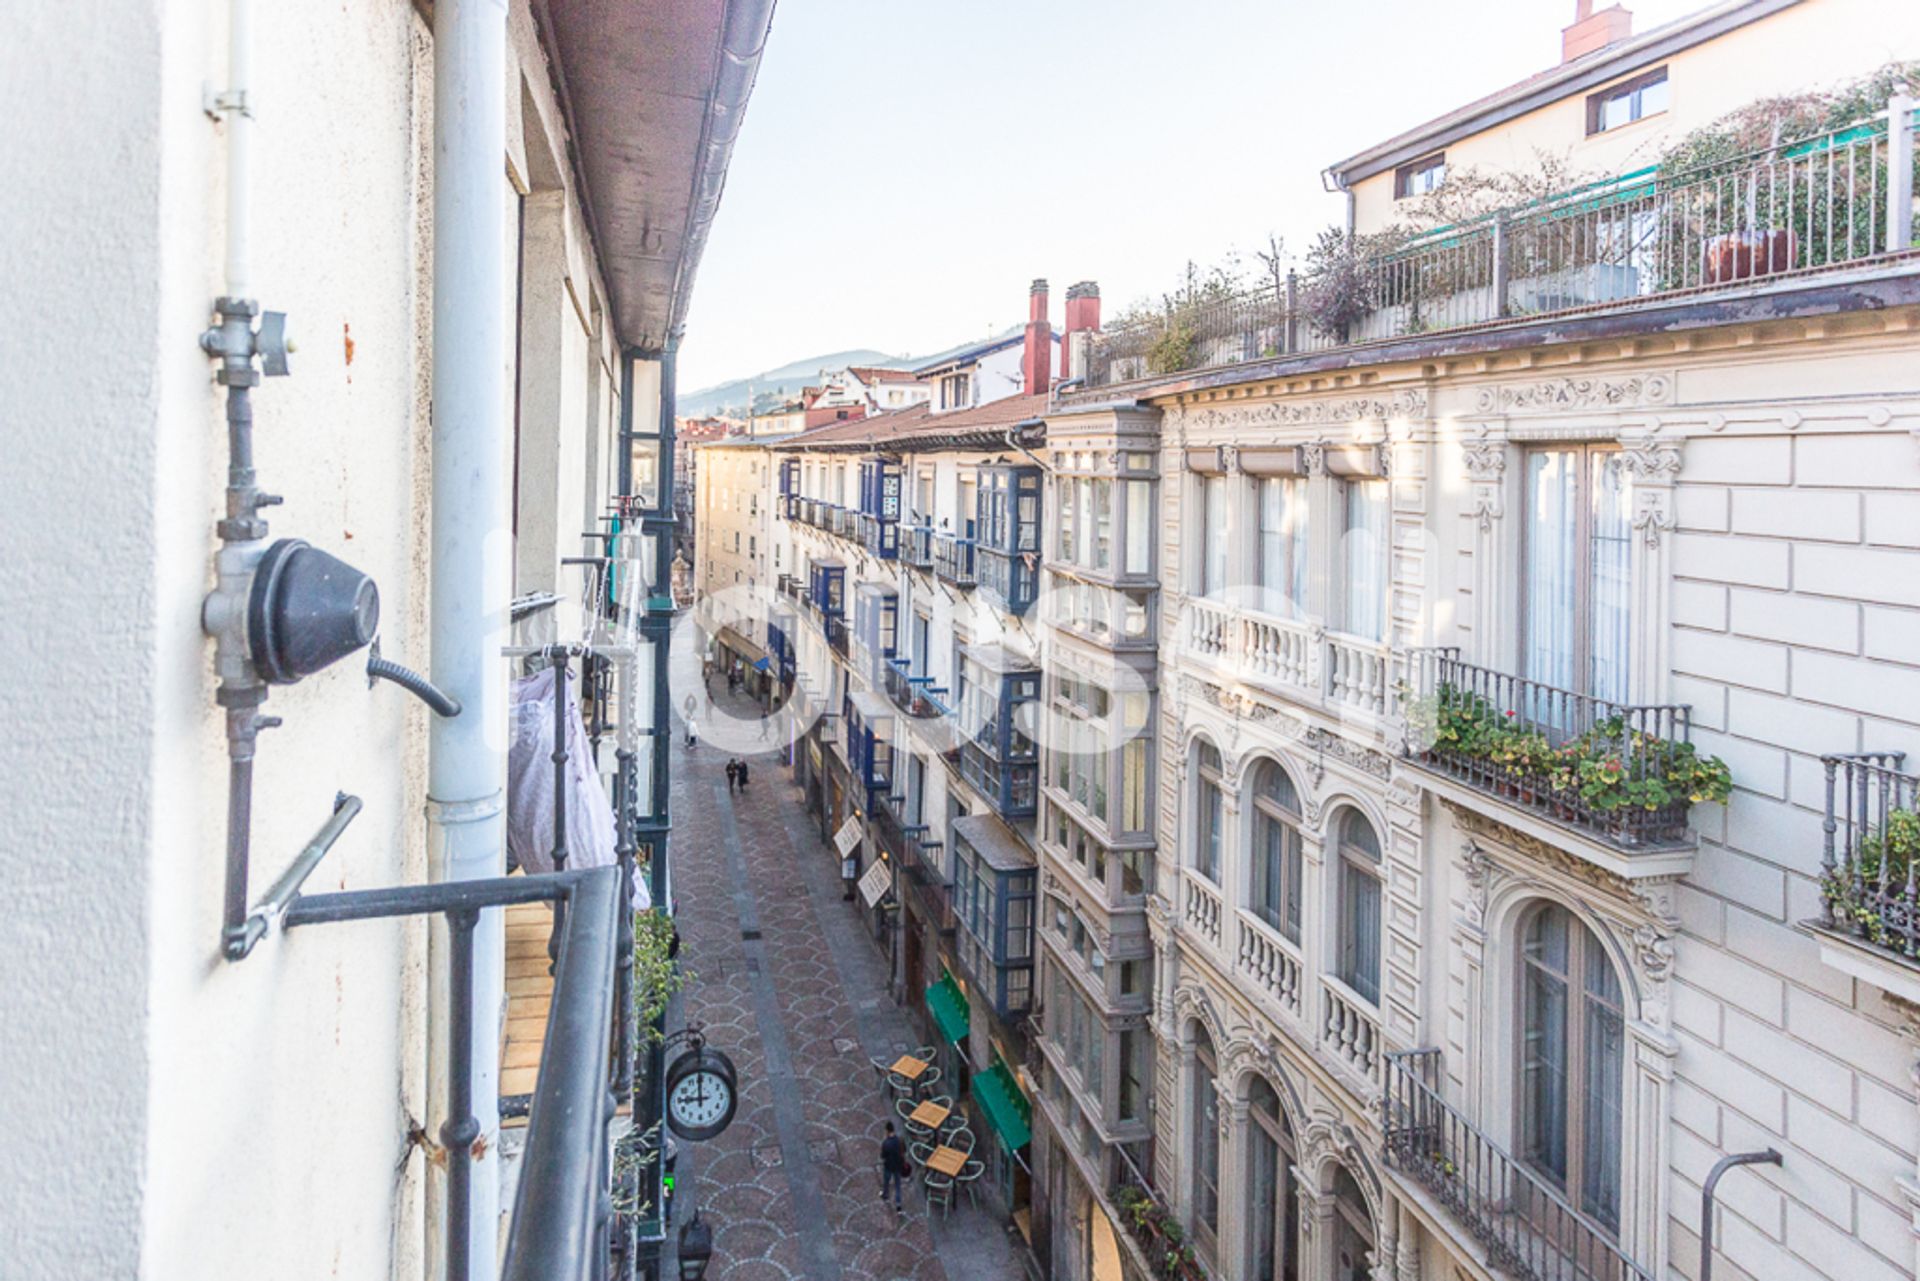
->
676;0;1704;394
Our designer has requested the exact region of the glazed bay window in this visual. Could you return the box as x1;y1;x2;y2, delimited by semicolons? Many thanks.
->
853;584;897;687
976;464;1042;613
1050;575;1153;644
951;814;1036;1018
1524;445;1631;702
1049;802;1154;903
958;647;1039;819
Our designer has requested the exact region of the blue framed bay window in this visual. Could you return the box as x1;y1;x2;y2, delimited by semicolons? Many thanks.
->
857;458;902;559
853;584;899;686
778;456;801;520
768;605;796;683
975;465;1041;614
951;814;1036;1019
846;690;895;803
958;645;1039;819
808;561;845;617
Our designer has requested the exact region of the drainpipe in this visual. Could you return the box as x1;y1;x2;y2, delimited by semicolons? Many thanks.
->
428;2;510;1279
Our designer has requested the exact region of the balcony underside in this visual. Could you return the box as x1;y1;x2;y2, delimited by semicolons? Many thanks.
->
1799;919;1920;1007
1416;763;1696;882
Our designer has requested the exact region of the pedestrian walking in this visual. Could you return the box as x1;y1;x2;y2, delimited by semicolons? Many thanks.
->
738;759;751;789
759;709;771;741
685;717;698;750
879;1122;908;1215
725;759;739;794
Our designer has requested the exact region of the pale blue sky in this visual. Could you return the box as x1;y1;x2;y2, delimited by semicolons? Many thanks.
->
677;0;1702;393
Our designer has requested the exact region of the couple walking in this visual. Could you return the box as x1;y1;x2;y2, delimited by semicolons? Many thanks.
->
724;757;752;793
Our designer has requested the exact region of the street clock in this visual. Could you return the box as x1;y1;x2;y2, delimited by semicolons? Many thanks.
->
664;1044;739;1141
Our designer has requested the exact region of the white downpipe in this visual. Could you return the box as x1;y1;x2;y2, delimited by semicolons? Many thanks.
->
428;1;510;1279
223;0;251;297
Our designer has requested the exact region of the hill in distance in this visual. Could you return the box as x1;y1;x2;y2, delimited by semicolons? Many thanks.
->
677;325;1026;420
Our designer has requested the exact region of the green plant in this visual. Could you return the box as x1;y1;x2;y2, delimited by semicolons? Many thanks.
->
632;909;684;1045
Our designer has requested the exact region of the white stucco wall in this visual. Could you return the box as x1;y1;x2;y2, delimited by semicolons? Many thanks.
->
0;1;167;1274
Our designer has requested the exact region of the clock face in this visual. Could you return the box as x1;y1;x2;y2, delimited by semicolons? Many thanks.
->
665;1047;740;1141
669;1072;732;1129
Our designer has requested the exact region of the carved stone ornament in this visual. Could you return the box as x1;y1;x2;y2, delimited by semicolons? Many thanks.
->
1304;727;1393;781
1439;799;1632;898
1173;388;1430;435
1475;374;1673;415
1221;444;1241;476
1632;922;1675;982
1460;440;1508;482
1301;442;1326;477
1631;491;1675;548
1620;438;1684;481
1459;840;1498;931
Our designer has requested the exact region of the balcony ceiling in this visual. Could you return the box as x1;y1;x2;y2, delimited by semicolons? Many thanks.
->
535;0;773;352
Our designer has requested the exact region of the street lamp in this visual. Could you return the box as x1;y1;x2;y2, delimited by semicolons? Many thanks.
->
676;1210;713;1281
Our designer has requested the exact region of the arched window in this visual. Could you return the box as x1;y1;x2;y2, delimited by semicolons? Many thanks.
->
1332;1167;1375;1281
1196;743;1224;883
1246;1076;1298;1280
1519;902;1625;1232
1191;1023;1221;1246
1335;810;1382;1004
1250;762;1304;942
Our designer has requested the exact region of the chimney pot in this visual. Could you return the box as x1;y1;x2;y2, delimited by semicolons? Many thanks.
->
1061;281;1102;382
1023;278;1052;397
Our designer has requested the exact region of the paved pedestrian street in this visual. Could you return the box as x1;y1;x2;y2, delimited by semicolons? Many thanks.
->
662;687;1027;1281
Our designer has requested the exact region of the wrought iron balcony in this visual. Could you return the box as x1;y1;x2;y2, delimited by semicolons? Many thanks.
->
932;532;976;587
1815;752;1920;972
825;614;848;659
902;523;935;570
1084;101;1919;389
1407;649;1714;850
1384;1050;1652;1281
883;654;944;719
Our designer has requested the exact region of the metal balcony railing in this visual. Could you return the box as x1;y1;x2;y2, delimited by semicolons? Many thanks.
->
1819;752;1920;960
825;614;849;659
1408;649;1701;848
1384;1050;1652;1281
932;532;976;587
903;523;935;569
883;655;944;719
1086;101;1919;388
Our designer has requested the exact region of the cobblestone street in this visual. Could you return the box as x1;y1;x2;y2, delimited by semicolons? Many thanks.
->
663;685;1029;1281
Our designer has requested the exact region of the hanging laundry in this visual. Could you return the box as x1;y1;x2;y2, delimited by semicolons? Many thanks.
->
508;664;618;877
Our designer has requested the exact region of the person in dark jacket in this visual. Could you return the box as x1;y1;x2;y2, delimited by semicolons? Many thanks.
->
879;1122;908;1214
737;759;751;789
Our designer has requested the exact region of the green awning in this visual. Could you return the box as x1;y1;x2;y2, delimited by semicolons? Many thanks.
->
972;1057;1031;1151
925;971;971;1046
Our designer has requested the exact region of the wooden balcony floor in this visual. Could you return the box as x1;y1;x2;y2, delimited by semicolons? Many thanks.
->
501;901;555;1127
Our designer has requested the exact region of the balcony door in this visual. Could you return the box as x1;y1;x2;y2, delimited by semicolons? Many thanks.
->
1518;902;1625;1235
1522;445;1631;703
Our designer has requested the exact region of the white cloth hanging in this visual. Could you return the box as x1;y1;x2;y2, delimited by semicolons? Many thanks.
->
508;665;618;878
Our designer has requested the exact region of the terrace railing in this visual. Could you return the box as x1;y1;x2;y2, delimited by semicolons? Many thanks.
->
1086;100;1918;388
932;532;977;587
1384;1050;1653;1281
1407;649;1698;848
1819;752;1920;961
903;523;935;570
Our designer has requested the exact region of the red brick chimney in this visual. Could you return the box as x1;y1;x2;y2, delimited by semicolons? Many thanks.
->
1022;278;1051;398
1562;0;1632;63
1060;281;1101;382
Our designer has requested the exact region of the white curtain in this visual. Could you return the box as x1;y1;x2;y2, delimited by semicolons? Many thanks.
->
1588;452;1633;704
1341;480;1388;640
1202;476;1229;596
1259;477;1309;617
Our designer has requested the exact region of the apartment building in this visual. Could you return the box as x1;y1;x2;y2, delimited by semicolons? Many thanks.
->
747;279;1095;1253
694;436;786;703
1039;3;1920;1280
1;2;768;1278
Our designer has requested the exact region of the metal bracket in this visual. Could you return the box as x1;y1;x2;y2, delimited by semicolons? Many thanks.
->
202;83;252;121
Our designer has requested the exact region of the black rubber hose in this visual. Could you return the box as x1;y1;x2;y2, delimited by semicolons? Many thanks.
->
368;650;463;717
